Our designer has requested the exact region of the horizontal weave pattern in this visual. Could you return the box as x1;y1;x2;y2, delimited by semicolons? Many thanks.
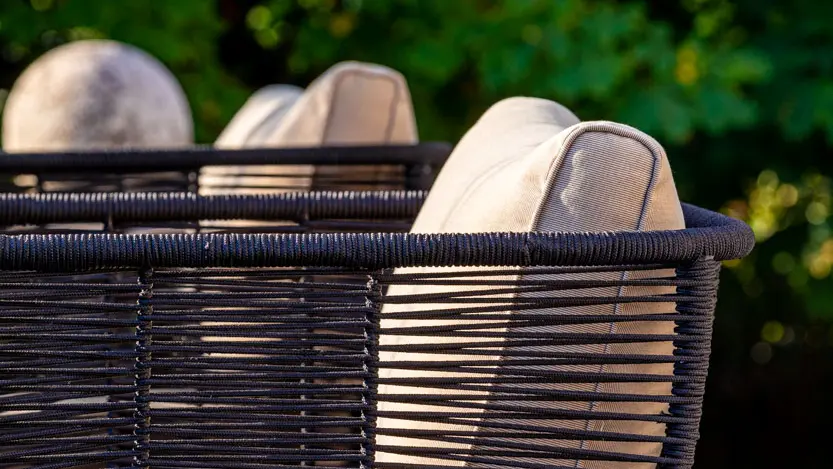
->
0;171;197;194
0;267;378;468
0;185;751;468
374;263;719;469
0;261;719;468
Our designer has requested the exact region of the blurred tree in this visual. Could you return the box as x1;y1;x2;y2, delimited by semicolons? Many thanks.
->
1;0;832;466
224;0;769;143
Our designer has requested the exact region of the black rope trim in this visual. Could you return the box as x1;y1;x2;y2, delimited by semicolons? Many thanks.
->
0;204;753;271
0;191;426;224
0;143;452;172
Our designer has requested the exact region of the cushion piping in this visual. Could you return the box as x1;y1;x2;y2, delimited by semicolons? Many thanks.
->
534;122;666;468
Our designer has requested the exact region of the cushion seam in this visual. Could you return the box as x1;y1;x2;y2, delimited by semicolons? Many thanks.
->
533;123;665;468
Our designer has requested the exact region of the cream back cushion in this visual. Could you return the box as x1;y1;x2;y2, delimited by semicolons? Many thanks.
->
377;97;685;468
266;61;417;147
206;61;418;195
214;84;304;148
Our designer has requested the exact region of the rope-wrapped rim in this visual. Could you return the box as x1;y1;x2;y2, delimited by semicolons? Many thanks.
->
0;143;451;173
0;203;754;271
0;191;427;223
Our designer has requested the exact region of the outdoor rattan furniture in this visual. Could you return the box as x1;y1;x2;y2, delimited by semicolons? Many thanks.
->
0;146;754;468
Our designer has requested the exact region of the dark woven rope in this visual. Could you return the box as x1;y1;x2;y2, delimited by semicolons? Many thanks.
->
0;263;719;468
0;204;753;271
0;191;748;467
0;143;451;173
0;191;426;224
1;269;377;468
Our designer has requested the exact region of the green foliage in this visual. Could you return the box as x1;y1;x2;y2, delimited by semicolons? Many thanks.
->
1;0;833;365
246;0;768;143
0;0;803;143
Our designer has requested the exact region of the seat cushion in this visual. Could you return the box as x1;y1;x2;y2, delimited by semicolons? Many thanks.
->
376;97;685;468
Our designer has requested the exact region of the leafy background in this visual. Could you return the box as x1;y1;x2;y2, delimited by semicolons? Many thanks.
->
0;0;829;466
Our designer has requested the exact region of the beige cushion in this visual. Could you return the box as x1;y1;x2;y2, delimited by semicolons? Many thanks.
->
377;97;685;468
205;61;418;195
2;39;193;152
266;61;417;147
214;84;303;148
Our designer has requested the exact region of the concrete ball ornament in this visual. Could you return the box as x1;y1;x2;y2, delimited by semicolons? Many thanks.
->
2;39;194;151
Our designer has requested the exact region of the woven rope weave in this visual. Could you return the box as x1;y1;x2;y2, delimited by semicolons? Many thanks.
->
0;196;752;468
